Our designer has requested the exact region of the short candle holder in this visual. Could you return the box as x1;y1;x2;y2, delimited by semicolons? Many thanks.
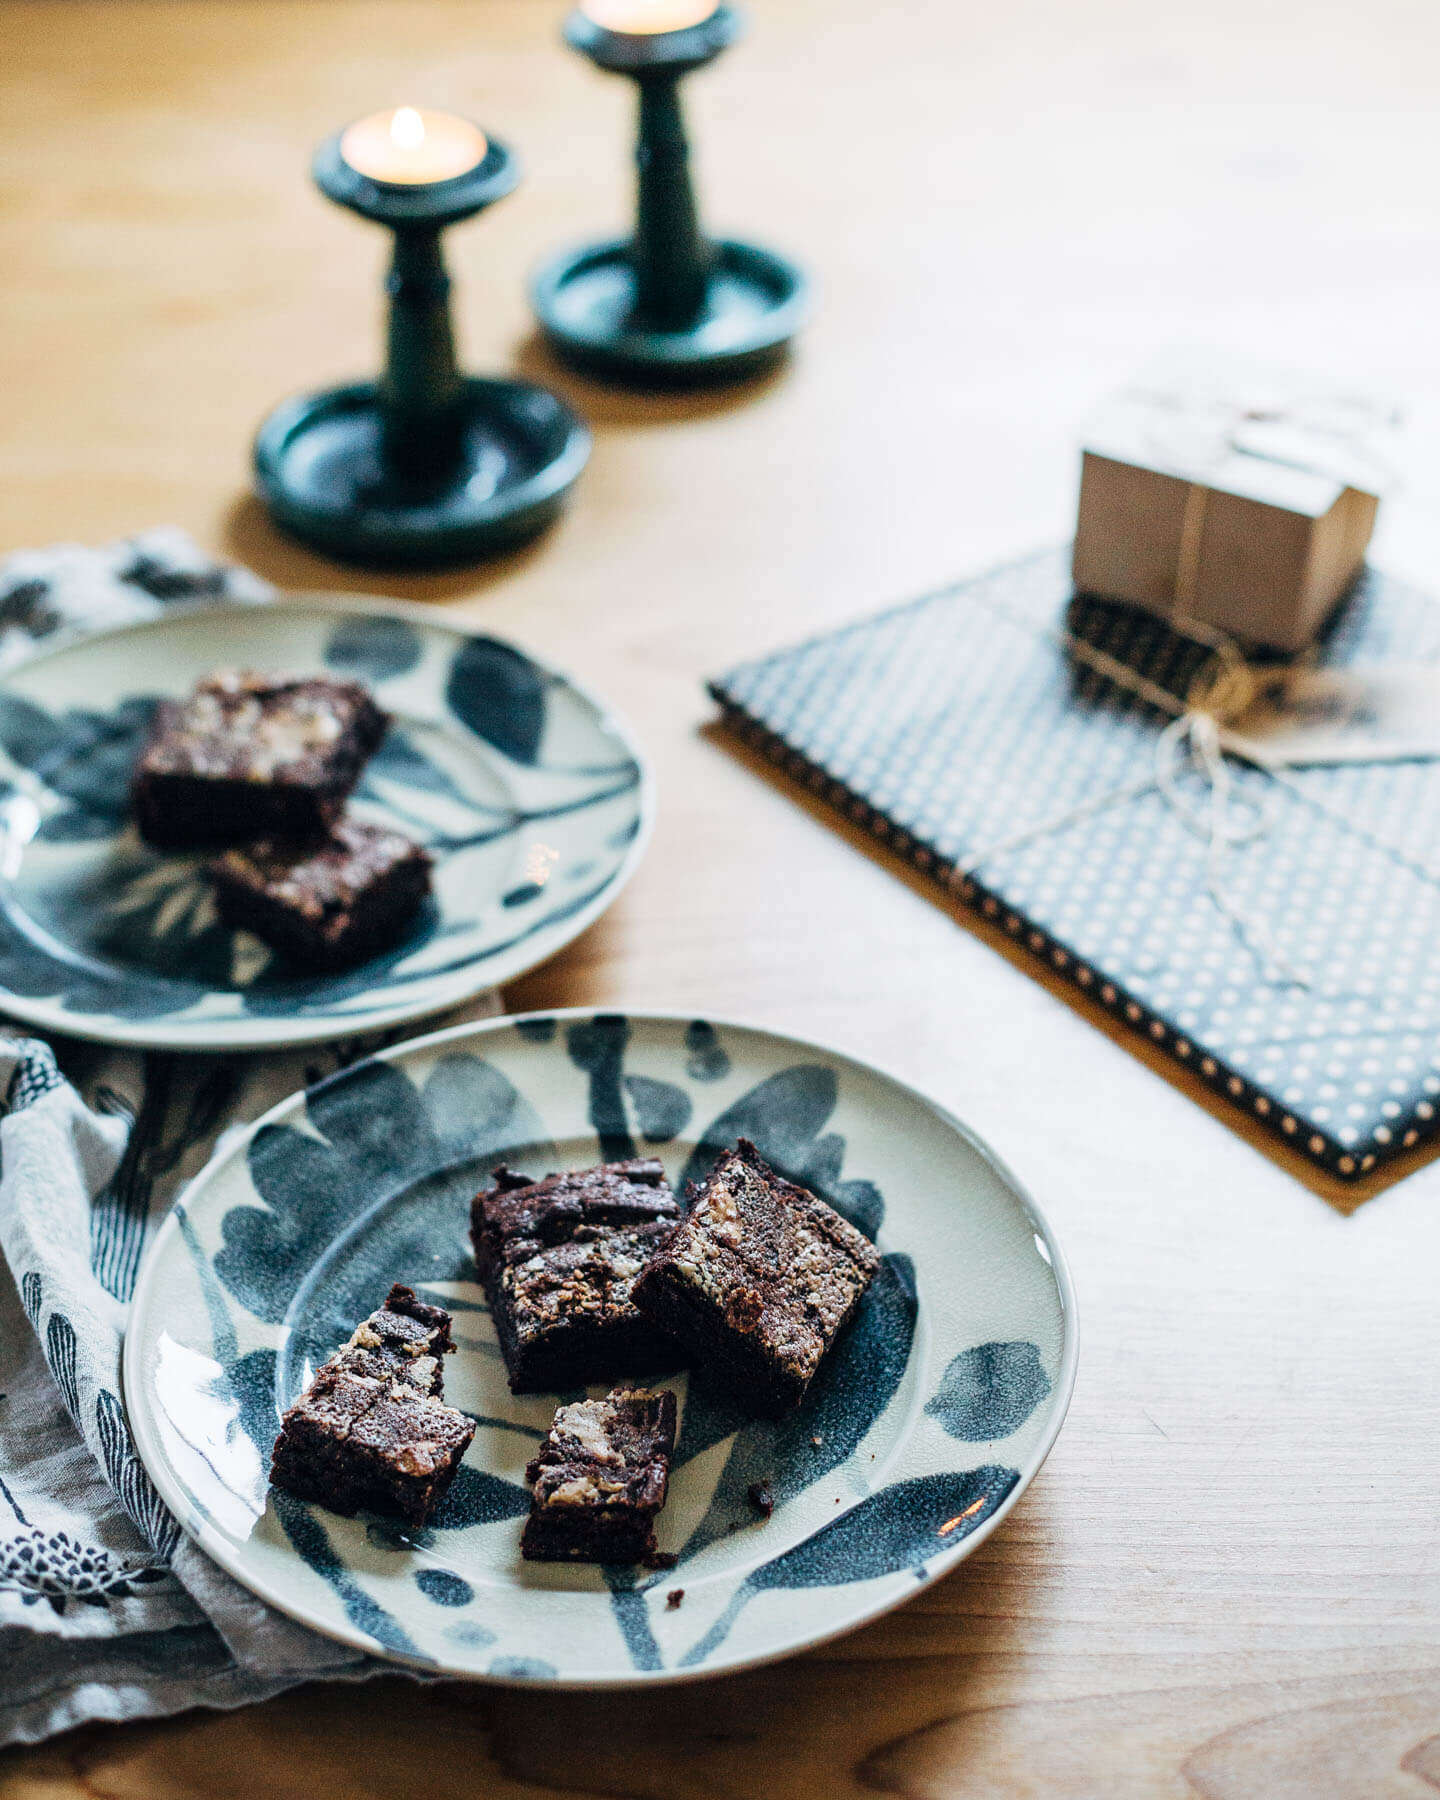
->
255;118;590;569
530;4;807;388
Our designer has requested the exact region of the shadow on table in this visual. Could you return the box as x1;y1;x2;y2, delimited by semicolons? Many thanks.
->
480;1550;1028;1795
219;325;792;600
1;1520;1031;1798
511;329;793;429
219;495;553;605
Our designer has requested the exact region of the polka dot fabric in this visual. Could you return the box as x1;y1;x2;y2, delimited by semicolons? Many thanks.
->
709;547;1440;1180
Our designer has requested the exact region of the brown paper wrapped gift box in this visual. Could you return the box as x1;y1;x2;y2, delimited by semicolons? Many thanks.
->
1072;378;1392;653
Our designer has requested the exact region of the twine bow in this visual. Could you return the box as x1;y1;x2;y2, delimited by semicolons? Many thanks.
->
956;586;1440;993
957;602;1316;985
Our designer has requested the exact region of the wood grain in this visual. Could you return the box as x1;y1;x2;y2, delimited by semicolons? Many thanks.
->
3;0;1440;1792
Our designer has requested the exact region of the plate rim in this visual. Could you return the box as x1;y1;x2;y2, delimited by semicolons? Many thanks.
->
0;595;655;1051
122;1005;1080;1690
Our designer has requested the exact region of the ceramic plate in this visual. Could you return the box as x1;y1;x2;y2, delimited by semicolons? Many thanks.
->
123;1010;1076;1687
0;600;649;1049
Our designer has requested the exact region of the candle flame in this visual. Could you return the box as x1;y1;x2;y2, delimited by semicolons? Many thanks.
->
391;106;426;151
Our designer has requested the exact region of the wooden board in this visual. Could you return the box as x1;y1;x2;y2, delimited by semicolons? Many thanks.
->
2;0;1440;1793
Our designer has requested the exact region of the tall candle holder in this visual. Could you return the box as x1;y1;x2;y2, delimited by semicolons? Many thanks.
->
530;5;807;388
255;115;590;568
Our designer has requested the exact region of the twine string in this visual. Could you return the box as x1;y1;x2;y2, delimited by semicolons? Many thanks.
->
1153;709;1305;986
959;589;1440;993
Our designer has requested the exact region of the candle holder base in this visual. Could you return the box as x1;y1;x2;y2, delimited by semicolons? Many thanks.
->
531;235;806;388
254;377;590;568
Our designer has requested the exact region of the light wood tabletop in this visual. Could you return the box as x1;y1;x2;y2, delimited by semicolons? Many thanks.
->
4;0;1440;1793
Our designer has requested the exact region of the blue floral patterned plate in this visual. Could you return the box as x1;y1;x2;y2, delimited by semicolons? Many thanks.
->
0;600;650;1049
122;1010;1076;1686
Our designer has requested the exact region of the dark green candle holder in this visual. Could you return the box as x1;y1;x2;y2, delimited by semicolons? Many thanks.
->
531;5;807;389
255;127;590;569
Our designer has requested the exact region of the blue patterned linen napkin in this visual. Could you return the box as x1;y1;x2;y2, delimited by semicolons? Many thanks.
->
0;533;496;1745
0;525;271;664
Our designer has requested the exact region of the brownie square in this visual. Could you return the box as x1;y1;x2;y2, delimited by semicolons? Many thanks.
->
631;1139;880;1417
471;1159;684;1394
211;819;432;973
521;1385;677;1565
270;1283;473;1525
133;670;388;849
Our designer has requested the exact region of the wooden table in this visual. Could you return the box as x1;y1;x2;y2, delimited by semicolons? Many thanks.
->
4;1;1440;1792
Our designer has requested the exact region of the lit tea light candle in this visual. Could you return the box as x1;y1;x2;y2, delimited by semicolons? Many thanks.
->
339;106;487;186
579;0;718;33
531;1;807;386
253;114;590;566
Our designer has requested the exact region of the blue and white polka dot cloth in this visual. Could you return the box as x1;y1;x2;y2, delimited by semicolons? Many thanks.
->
711;547;1440;1182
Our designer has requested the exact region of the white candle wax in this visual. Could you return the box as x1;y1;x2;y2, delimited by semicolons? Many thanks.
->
339;107;487;186
579;0;719;34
